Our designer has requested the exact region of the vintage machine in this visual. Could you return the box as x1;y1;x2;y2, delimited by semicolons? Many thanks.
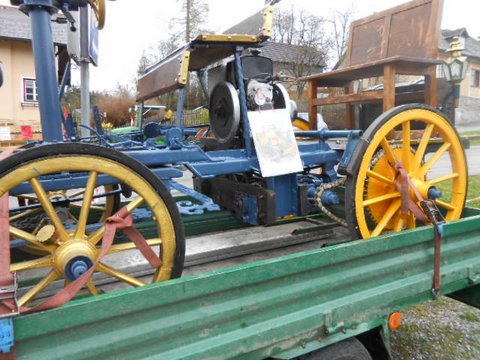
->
0;0;467;313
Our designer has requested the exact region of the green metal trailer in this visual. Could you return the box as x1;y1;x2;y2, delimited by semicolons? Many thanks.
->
8;208;480;359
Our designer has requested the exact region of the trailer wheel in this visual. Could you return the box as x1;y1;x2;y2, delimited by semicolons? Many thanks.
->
345;104;467;239
2;143;185;308
296;337;372;360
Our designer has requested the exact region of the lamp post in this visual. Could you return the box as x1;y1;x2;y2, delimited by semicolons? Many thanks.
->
442;36;468;108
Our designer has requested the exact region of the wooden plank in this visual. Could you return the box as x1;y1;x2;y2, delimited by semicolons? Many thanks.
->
312;90;427;107
313;90;385;106
383;64;396;111
308;80;318;129
300;56;440;85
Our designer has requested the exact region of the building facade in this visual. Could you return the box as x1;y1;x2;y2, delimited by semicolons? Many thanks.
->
439;28;480;127
0;5;67;133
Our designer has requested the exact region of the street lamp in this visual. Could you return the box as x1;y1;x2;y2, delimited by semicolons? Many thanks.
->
442;36;468;107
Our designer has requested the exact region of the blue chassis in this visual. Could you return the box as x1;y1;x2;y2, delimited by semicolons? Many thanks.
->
11;0;361;223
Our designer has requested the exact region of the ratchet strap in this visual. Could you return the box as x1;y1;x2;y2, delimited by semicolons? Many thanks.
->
22;205;161;313
394;161;445;296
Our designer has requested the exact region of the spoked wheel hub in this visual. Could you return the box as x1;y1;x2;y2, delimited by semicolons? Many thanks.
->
53;239;96;281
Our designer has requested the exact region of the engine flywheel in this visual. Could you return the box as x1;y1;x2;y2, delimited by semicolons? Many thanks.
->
209;82;241;144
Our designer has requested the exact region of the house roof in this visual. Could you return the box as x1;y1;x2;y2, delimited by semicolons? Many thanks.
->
0;5;67;45
440;27;480;61
257;42;326;68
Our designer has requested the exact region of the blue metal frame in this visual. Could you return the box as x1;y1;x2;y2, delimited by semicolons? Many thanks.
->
12;0;361;223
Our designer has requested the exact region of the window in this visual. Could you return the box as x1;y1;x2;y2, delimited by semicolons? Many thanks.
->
471;69;480;88
23;78;38;102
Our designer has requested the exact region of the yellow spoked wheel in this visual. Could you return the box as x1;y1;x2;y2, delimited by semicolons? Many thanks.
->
3;143;184;307
345;104;468;239
88;0;106;30
12;185;120;256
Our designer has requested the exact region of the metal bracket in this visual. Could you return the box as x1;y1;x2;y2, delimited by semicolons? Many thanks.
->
0;274;18;354
0;317;14;354
0;273;19;319
165;180;220;215
420;200;446;226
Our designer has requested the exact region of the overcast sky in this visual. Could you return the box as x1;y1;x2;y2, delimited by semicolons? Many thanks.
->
2;0;479;91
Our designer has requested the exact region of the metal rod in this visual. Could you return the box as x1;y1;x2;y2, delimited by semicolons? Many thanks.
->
23;0;63;142
234;47;253;157
80;5;90;137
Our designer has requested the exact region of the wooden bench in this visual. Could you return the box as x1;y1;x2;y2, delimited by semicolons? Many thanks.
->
302;0;443;129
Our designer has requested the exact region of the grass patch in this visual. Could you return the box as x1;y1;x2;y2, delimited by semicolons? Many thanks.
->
435;175;480;208
460;309;480;323
466;175;480;208
460;130;480;136
460;130;480;146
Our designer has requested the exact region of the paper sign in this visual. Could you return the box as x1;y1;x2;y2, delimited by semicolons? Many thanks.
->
21;125;33;139
248;109;303;177
0;127;11;141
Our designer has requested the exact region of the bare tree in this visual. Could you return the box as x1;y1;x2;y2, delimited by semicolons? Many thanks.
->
174;0;210;42
329;7;355;67
271;8;331;101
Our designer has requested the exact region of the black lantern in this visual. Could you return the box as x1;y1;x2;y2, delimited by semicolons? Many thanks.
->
442;37;468;107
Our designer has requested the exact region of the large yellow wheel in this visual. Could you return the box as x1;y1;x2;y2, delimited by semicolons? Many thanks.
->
2;143;184;307
345;104;467;239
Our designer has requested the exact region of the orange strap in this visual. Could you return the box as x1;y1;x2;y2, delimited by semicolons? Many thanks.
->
394;160;443;294
22;205;159;313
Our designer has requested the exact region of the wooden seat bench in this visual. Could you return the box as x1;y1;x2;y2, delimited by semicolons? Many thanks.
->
301;0;443;129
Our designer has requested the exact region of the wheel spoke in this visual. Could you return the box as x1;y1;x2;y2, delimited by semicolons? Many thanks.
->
18;271;61;307
418;143;451;178
427;173;459;186
435;199;456;211
406;213;416;229
88;196;144;246
75;171;98;239
366;170;395;185
87;279;99;296
29;178;69;242
96;263;146;287
107;238;162;254
70;203;106;212
11;256;52;272
371;199;401;237
10;226;55;253
392;214;404;232
10;207;43;222
381;138;398;164
412;124;434;171
402;121;411;171
363;192;400;207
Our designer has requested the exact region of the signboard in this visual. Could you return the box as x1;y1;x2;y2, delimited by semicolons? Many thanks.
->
89;7;99;66
0;127;11;141
66;9;99;66
248;109;303;177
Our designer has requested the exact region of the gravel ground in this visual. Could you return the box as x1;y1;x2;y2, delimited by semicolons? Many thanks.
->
390;296;480;359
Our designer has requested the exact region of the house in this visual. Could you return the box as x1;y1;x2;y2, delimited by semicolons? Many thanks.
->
439;28;480;126
258;41;326;108
0;5;67;145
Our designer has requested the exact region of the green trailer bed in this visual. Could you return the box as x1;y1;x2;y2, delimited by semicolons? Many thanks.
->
11;208;480;359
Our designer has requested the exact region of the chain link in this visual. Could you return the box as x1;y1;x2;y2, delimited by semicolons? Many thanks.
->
314;177;348;227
